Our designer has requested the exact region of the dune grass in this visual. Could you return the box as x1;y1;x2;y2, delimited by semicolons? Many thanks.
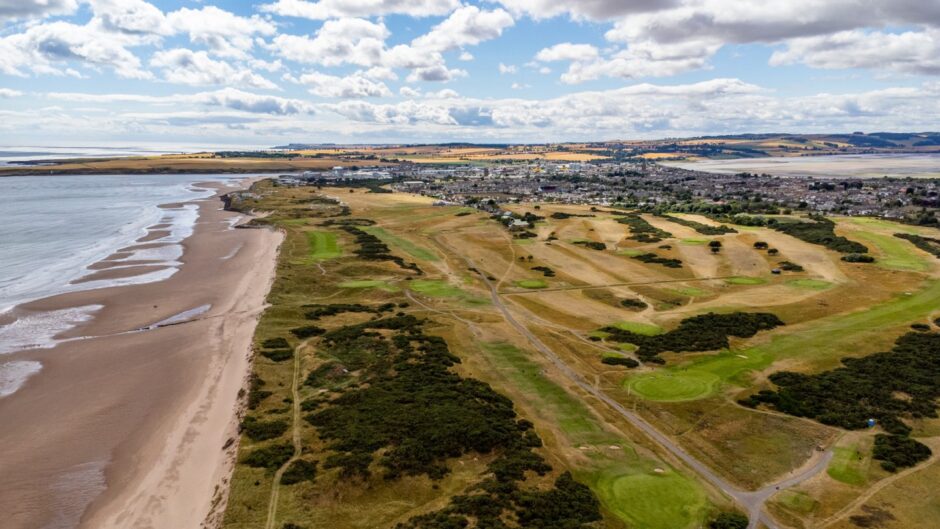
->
479;342;710;529
338;279;399;292
305;231;341;261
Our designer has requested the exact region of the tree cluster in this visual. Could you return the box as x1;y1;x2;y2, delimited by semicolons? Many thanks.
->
600;312;784;363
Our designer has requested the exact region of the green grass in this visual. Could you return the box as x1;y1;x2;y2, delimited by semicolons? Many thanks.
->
612;321;663;336
627;371;722;402
617;248;644;257
626;280;940;401
725;276;767;285
513;238;536;245
410;279;466;297
669;286;710;297
478;343;710;529
338;279;399;292
515;279;548;289
305;231;341;261
775;491;819;514
361;226;439;261
846;217;919;234
846;230;929;272
680;238;709;245
827;445;869;486
786;278;833;290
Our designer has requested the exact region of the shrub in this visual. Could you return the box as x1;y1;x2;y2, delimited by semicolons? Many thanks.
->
241;416;289;441
573;240;606;251
659;214;736;235
779;261;804;272
261;337;290;349
741;332;940;435
260;349;293;362
632;253;683;268
281;459;318;485
620;298;648;310
242;443;293;470
600;312;783;363
601;357;639;368
709;512;749;529
616;214;672;243
873;434;931;472
290;325;326;339
842;253;875;263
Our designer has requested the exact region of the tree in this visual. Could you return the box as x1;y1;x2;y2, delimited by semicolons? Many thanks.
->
709;512;749;529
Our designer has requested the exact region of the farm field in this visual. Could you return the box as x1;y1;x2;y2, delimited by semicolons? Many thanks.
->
221;181;940;529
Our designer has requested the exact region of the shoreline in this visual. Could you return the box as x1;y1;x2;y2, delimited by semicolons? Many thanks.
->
0;180;282;529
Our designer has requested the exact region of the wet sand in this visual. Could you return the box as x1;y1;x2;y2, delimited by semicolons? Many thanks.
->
0;182;282;529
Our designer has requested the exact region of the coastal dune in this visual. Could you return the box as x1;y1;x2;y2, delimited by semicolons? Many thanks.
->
0;182;281;529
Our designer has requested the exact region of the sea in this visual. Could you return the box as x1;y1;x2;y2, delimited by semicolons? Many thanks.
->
0;151;245;398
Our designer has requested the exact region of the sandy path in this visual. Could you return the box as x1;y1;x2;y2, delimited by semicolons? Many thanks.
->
0;182;282;529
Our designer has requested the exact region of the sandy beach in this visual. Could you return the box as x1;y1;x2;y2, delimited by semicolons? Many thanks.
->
0;181;281;529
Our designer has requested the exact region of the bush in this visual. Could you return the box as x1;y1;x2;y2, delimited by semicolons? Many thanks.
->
740;332;940;435
573;240;606;251
873;434;931;472
617;214;672;243
620;298;648;310
600;312;783;363
659;214;736;235
261;337;290;349
241;416;289;441
772;216;868;254
779;261;804;272
842;253;875;263
281;459;318;485
242;443;293;470
601;357;639;368
290;325;326;339
260;348;293;362
531;266;556;277
709;512;749;529
632;253;683;268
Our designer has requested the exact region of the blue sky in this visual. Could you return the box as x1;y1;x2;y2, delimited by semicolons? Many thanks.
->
0;0;939;148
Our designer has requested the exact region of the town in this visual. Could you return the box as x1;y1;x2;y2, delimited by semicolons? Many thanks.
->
285;159;940;226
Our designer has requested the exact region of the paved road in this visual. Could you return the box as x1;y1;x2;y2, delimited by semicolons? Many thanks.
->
465;257;833;529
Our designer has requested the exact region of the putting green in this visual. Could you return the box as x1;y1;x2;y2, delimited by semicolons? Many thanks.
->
627;371;721;401
725;276;767;285
827;445;868;486
337;279;399;292
306;231;340;261
515;279;548;289
479;343;710;529
361;226;439;261
787;278;833;290
592;468;708;529
612;321;663;336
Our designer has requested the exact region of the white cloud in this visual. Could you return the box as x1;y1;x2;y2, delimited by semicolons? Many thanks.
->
0;88;23;98
89;0;171;35
411;6;515;52
47;88;315;115
0;21;152;79
511;82;529;89
535;43;599;62
771;28;940;76
151;49;278;89
299;71;392;98
498;63;517;74
0;0;77;20
400;86;421;97
459;51;474;61
406;64;467;82
260;0;459;19
271;18;388;66
494;0;677;21
425;88;459;99
166;6;276;59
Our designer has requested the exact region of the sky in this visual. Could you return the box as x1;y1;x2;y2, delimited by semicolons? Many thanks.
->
1;0;940;148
